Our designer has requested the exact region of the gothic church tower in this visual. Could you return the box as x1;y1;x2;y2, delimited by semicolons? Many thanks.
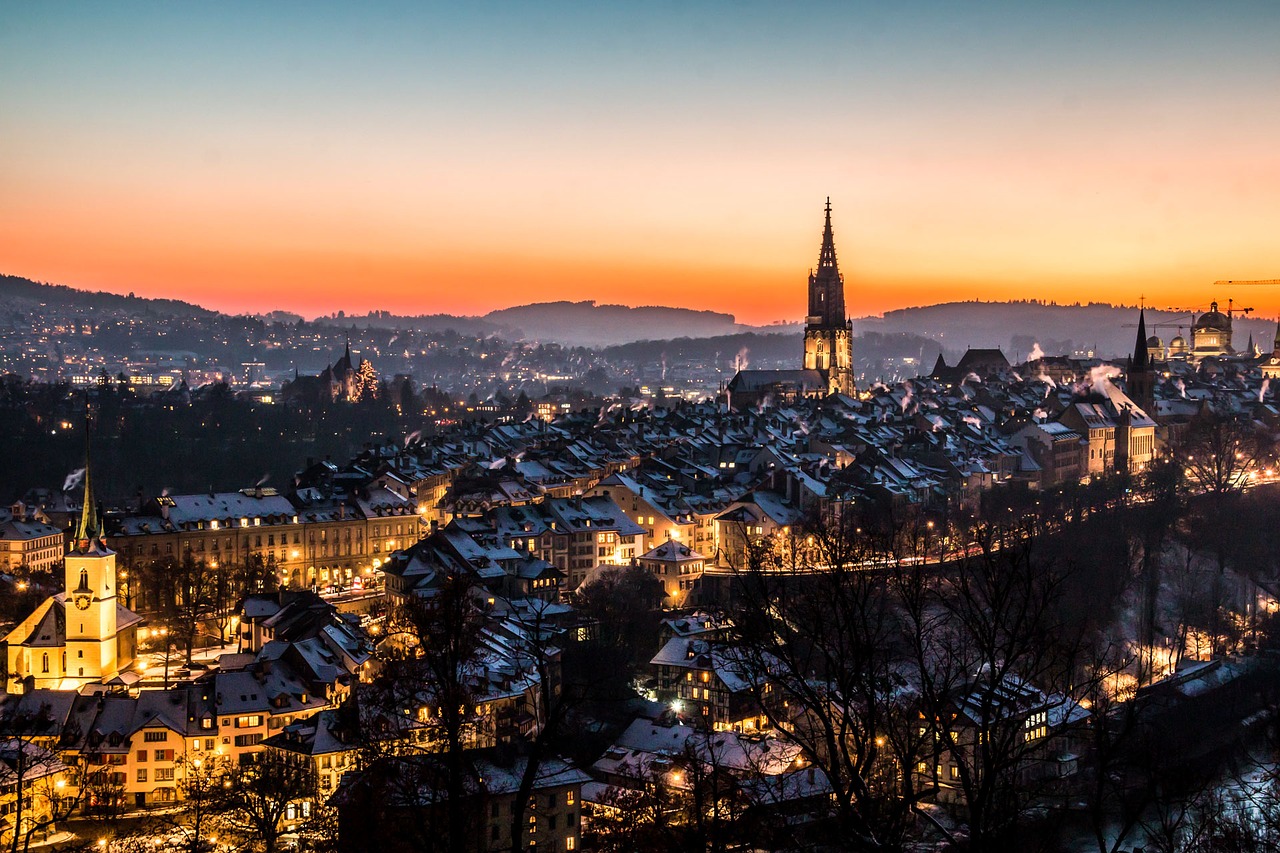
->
802;199;855;396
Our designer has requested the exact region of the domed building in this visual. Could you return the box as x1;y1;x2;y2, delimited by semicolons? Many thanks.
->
1168;330;1189;360
1261;323;1280;379
1190;301;1233;361
1146;334;1165;362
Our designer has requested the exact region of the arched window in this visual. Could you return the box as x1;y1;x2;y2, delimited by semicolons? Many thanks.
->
79;568;89;589
42;653;49;673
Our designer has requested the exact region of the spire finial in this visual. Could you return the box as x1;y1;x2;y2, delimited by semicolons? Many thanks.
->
817;198;837;271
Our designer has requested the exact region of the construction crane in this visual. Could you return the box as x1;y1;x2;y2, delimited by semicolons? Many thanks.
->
1224;297;1254;320
1215;279;1280;287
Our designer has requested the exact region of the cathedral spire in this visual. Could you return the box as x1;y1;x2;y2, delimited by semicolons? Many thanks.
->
73;409;102;550
808;197;846;326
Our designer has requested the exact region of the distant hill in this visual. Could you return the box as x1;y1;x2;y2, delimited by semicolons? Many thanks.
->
0;274;217;317
304;301;756;346
483;301;749;347
859;300;1279;361
5;275;1274;358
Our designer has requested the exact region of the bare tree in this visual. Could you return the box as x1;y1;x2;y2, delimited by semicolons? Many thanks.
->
726;506;932;851
0;704;79;853
900;521;1101;852
220;748;319;853
354;575;488;853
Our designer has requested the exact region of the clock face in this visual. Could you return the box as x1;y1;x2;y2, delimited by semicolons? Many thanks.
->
74;594;91;610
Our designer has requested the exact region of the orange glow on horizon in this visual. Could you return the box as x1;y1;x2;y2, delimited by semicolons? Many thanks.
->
4;5;1279;327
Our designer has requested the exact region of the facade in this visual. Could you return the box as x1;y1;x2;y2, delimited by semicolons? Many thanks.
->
0;511;63;573
587;475;692;557
1010;421;1086;488
108;486;418;596
0;588;367;808
650;636;774;732
1057;380;1156;477
1261;324;1280;379
638;540;706;608
1189;301;1234;362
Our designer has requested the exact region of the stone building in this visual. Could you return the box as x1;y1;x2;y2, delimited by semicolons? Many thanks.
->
729;199;855;408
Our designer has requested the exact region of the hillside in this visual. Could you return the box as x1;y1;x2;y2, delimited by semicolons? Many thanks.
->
5;275;1274;360
860;300;1278;361
0;274;217;317
484;301;749;346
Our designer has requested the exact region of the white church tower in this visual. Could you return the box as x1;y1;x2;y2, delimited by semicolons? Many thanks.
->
63;459;122;682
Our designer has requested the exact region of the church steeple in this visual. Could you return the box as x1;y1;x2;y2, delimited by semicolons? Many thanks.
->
1131;307;1150;371
73;414;102;551
1128;307;1155;415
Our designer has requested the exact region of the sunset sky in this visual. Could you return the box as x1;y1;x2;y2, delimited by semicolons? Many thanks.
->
2;2;1279;325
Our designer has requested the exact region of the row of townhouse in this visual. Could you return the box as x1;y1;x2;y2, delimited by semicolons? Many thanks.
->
384;494;647;600
103;486;419;597
0;504;64;573
25;345;1278;595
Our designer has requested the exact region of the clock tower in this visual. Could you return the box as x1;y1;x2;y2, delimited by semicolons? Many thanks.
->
63;448;123;683
5;427;142;693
